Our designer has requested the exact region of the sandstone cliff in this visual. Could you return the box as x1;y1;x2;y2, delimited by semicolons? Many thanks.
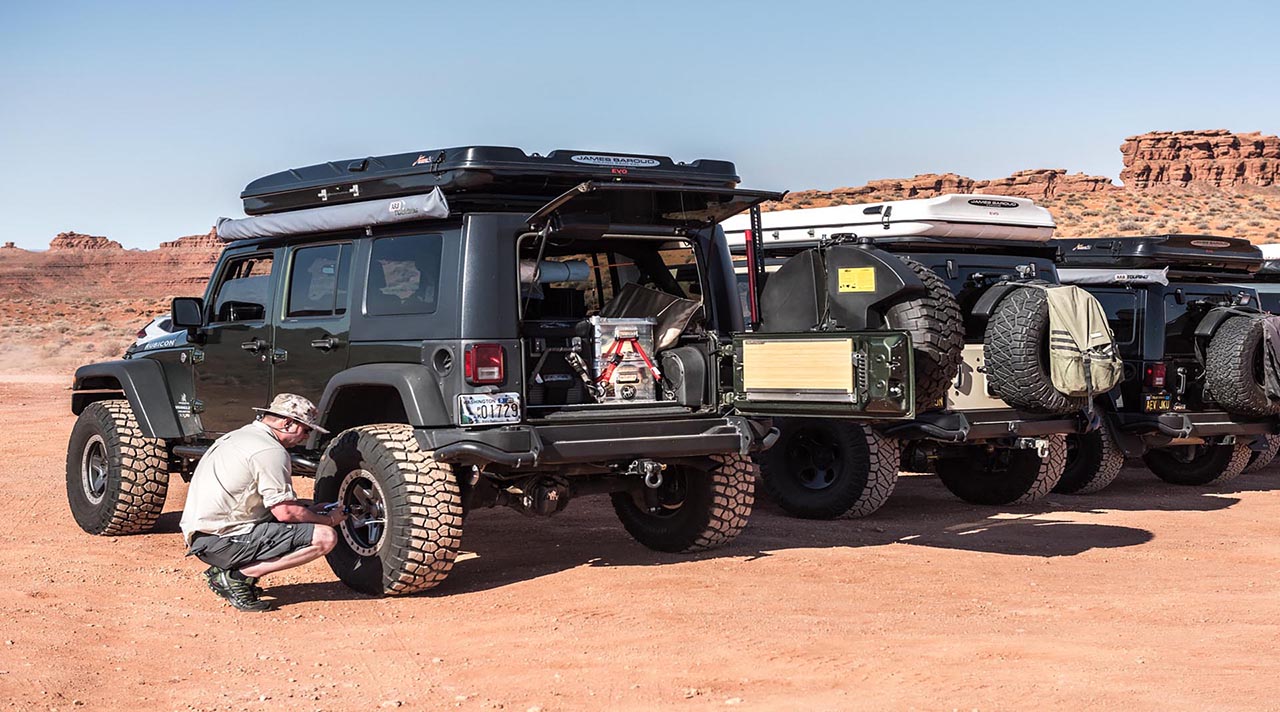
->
159;227;224;251
47;232;124;251
1120;129;1280;190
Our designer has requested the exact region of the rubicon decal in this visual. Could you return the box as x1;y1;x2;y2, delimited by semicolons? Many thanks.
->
967;198;1020;209
571;154;661;168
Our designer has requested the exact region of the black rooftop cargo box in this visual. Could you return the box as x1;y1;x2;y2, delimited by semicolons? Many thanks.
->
1054;235;1262;274
241;146;741;216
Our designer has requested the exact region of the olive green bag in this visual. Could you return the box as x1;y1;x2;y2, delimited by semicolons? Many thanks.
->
1043;285;1123;397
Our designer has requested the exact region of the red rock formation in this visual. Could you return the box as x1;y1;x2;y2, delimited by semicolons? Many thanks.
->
48;232;123;251
158;227;224;251
1120;130;1280;189
0;242;18;250
769;169;1116;210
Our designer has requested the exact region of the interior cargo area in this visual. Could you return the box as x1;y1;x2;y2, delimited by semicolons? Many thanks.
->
516;234;712;419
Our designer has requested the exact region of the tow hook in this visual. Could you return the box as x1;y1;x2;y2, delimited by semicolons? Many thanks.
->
1014;437;1050;459
625;459;666;511
628;458;665;489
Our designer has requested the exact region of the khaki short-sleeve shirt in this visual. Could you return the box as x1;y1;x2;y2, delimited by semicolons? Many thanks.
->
179;421;296;545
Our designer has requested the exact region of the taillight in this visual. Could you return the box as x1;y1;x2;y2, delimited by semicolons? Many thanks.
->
465;343;505;385
136;329;146;339
1144;363;1167;388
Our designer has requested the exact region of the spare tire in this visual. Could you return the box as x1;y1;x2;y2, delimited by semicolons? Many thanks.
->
881;257;964;412
984;286;1088;414
1203;315;1280;417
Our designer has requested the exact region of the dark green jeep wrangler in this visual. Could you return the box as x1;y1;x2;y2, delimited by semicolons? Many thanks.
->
66;147;918;595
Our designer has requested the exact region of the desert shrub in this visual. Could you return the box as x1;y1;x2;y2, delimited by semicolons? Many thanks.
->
1195;221;1211;230
1248;219;1264;227
1117;221;1141;231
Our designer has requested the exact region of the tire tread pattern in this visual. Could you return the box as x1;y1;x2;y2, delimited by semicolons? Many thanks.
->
1204;315;1279;417
882;257;965;411
69;400;169;535
984;287;1087;414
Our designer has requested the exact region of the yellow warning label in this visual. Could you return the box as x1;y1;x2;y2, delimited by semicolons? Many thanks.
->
838;267;877;293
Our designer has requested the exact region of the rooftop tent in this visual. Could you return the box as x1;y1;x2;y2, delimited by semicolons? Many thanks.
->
1054;235;1263;274
239;146;741;216
720;194;1056;248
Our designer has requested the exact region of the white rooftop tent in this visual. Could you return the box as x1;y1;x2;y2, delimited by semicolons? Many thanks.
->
720;194;1056;246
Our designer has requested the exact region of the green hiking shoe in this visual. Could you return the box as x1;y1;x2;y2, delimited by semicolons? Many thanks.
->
203;566;263;598
209;569;271;612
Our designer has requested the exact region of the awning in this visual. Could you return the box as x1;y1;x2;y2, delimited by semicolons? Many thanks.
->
216;189;449;241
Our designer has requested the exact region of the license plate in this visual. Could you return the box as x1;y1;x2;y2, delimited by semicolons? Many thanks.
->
458;393;522;426
1143;394;1172;413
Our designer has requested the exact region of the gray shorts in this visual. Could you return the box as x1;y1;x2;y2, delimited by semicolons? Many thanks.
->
187;521;316;570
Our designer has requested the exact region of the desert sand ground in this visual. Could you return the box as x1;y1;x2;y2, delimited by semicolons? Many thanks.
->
2;374;1278;711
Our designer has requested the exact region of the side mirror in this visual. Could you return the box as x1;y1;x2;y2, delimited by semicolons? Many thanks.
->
171;297;205;329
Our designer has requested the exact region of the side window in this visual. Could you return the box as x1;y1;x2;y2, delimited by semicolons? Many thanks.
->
366;234;443;316
211;254;274;323
287;244;351;318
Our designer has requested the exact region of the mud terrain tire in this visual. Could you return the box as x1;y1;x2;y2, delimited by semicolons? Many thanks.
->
984;286;1088;414
1144;441;1253;486
66;400;169;535
935;435;1066;505
1204;315;1280;417
760;419;899;519
315;424;463;595
1245;434;1280;474
882;257;965;411
612;453;754;553
1057;420;1126;494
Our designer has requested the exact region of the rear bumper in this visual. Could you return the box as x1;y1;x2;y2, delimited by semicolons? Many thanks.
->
418;416;777;469
1114;410;1277;440
881;408;1089;442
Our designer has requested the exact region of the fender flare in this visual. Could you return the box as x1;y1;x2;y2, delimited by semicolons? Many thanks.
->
969;283;1026;334
316;363;450;430
72;360;183;439
1193;304;1262;342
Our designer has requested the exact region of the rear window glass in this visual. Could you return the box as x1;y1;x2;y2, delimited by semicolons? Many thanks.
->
1093;290;1138;344
1164;289;1240;355
366;235;443;316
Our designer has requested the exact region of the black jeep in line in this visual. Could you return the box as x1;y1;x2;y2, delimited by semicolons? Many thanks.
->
66;146;920;595
1054;235;1278;487
730;230;1096;517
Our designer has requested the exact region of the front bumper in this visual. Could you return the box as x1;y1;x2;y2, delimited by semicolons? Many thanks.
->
418;415;777;469
1114;410;1277;440
881;408;1090;443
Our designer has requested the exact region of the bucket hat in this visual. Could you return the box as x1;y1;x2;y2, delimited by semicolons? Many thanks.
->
253;393;330;435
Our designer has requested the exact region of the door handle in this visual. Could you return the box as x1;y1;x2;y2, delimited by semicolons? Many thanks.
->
240;338;265;353
310;337;342;351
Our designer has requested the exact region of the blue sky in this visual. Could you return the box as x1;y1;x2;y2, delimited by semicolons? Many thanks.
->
2;0;1277;249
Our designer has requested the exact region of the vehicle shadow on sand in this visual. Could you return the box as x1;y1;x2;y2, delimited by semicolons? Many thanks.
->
163;464;1280;605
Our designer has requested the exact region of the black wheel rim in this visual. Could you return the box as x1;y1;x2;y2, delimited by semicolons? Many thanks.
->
786;429;840;490
339;470;388;556
81;435;108;504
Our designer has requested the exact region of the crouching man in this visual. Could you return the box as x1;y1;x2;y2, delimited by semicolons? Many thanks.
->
180;394;345;612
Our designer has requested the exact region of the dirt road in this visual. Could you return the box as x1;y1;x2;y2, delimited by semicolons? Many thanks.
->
2;376;1278;711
